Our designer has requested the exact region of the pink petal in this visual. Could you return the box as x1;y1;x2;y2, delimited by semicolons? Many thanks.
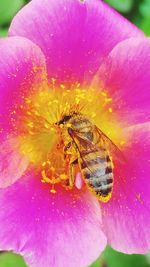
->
101;123;150;253
0;36;47;135
97;37;150;125
0;36;47;188
0;170;107;267
9;0;143;85
0;136;29;188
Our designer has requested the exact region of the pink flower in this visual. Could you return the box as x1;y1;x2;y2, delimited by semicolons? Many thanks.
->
0;0;150;266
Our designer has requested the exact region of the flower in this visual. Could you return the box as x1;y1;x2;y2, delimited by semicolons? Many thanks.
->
0;0;150;267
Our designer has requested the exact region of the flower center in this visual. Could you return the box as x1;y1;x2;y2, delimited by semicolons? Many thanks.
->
10;80;125;194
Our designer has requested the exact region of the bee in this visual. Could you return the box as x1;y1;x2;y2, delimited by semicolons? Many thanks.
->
57;112;122;202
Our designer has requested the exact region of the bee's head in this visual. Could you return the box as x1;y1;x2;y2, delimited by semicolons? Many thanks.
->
56;112;79;126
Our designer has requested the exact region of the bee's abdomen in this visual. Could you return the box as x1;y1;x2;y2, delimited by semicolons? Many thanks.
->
81;153;113;201
85;170;113;195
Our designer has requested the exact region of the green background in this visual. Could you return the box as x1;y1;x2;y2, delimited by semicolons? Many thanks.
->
0;0;150;266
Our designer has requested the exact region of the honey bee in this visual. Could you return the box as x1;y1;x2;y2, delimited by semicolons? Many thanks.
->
57;112;123;203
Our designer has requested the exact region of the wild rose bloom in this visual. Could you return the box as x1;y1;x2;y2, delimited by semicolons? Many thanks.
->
0;0;150;266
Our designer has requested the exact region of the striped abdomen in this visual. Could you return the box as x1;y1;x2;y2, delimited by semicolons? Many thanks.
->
80;149;113;202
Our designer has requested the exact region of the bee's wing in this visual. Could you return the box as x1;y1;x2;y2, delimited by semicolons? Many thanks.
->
68;126;126;165
94;126;126;163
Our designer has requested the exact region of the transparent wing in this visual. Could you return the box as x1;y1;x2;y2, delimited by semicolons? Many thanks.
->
68;126;126;167
94;126;126;163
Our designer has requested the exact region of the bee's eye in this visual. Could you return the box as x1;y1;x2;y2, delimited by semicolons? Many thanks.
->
58;115;72;125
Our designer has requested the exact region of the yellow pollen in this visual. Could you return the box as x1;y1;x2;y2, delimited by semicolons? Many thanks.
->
50;167;55;172
75;98;80;104
34;110;40;116
101;91;107;97
42;162;46;167
108;108;113;113
91;112;96;118
44;123;50;129
50;188;57;194
105;97;112;103
60;84;65;89
41;170;51;183
60;174;68;180
25;98;31;104
28;130;34;135
27;122;34;128
120;140;126;146
50;127;55;131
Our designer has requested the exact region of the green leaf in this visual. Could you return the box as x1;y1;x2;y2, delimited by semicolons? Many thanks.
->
103;247;149;267
0;0;24;26
139;0;150;17
104;0;133;13
0;27;8;37
0;252;28;267
140;16;150;36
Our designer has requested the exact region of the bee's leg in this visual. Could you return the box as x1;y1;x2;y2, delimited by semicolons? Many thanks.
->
64;142;72;159
68;158;78;188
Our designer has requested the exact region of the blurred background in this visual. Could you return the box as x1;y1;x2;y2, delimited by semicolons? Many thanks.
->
0;0;150;266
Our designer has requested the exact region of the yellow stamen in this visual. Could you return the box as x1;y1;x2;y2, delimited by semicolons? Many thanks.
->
14;83;125;198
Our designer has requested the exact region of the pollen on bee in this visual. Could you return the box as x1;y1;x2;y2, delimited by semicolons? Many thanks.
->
98;192;112;203
66;123;72;127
